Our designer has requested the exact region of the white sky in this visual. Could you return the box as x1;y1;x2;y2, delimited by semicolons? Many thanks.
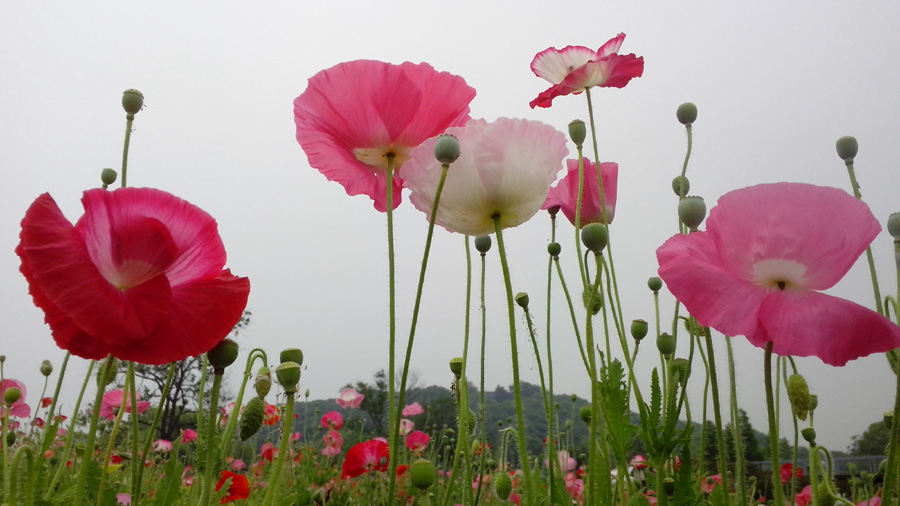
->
1;1;899;452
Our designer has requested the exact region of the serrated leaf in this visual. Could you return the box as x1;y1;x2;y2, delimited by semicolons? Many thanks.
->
151;450;185;506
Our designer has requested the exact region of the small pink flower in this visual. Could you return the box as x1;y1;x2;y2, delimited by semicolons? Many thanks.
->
0;379;30;418
795;486;813;506
182;429;197;443
290;432;302;441
629;455;648;470
336;388;364;409
398;418;414;436
116;493;132;506
701;474;722;494
857;497;881;506
544;450;576;473
321;429;343;456
402;402;424;417
99;390;149;421
152;439;173;452
260;442;278;461
231;459;246;472
544;159;618;226
780;462;802;484
405;430;430;452
321;410;344;430
564;472;584;502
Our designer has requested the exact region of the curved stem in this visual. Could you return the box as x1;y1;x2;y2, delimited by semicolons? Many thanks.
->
121;115;134;187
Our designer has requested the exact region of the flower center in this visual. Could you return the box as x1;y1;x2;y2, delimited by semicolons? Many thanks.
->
751;259;808;290
353;146;412;170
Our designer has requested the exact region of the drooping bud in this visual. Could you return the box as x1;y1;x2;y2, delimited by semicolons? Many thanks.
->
494;471;513;500
449;357;463;379
240;397;265;441
434;134;461;164
410;458;437;490
568;120;587;147
474;235;492;254
40;360;53;377
809;394;818;413
801;427;816;446
887;213;900;240
678;196;706;230
207;339;239;372
101;168;118;187
656;333;676;357
787;374;811;421
276;362;302;393
97;357;119;387
676;102;698;126
580;223;608;253
4;387;21;405
672;175;690;197
835;136;858;162
547;242;561;258
515;292;529;310
280;348;303;366
579;405;592;423
254;366;272;399
631;319;649;341
647;277;663;292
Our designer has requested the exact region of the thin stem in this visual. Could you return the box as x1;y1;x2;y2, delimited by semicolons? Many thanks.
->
121;115;134;187
844;160;884;316
199;372;224;506
473;245;489;506
263;391;296;506
385;155;397;502
45;360;95;500
764;341;784;506
133;362;178;506
553;258;591;373
703;327;731;506
72;356;115;506
725;337;747;506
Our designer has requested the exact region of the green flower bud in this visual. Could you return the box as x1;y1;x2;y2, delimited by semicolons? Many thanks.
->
474;235;492;254
449;357;463;378
97;357;118;387
568;120;587;147
304;389;310;398
0;356;5;364
670;358;690;387
122;89;144;116
579;405;592;423
494;471;513;500
582;287;602;315
255;366;272;399
4;387;21;405
647;277;663;292
280;348;303;366
547;242;561;258
887;213;900;240
515;292;529;309
101;168;118;186
240;397;265;441
40;360;53;377
631;319;649;341
672;175;690;197
801;427;816;446
816;482;836;506
580;223;608;253
410;458;437;490
835;136;858;162
678;196;706;229
787;374;810;421
276;361;302;393
656;333;676;357
676;102;697;126
434;134;461;164
809;393;818;413
207;339;239;372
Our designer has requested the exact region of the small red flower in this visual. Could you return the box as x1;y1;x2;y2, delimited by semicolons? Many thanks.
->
405;430;430;452
262;403;280;426
41;397;53;408
215;470;250;504
341;439;389;478
780;462;802;484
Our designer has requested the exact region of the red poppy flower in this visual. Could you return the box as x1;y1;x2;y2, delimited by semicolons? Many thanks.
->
262;403;280;426
294;60;476;212
17;188;250;364
404;430;430;452
215;470;250;504
341;439;389;478
41;397;53;408
780;462;802;484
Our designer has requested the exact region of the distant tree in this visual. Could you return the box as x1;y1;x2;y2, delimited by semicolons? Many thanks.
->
849;420;890;455
346;369;389;434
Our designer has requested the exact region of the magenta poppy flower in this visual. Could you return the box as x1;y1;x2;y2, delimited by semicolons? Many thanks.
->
404;430;430;452
657;183;900;366
341;439;389;478
0;379;30;418
294;60;476;212
401;402;424;417
336;388;364;409
795;486;813;506
322;429;343;457
402;118;568;236
321;410;344;430
543;158;618;226
182;429;197;443
16;188;250;365
99;389;150;421
701;474;722;494
529;33;644;109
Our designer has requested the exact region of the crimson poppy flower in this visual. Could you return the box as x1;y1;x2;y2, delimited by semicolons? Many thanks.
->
215;470;250;504
17;188;250;365
294;60;476;212
404;430;430;452
780;462;802;484
182;429;197;443
657;183;900;366
41;397;52;409
529;33;644;109
341;439;389;478
543;158;618;226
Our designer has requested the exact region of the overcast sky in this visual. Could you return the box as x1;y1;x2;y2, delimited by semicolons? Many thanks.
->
2;1;899;452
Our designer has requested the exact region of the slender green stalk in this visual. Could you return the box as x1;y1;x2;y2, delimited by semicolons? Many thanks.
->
545;215;559;504
72;355;115;506
473;243;489;506
585;253;610;506
553;258;590;373
764;342;784;506
127;363;140;499
133;362;178;505
45;360;95;500
386;155;397;496
695;333;710;475
883;368;900;505
521;304;555;504
219;349;268;460
843;160;884;316
263;392;296;506
9;445;34;506
199;372;224;506
725;337;747;505
702;327;731;506
121;116;134;187
97;370;133;506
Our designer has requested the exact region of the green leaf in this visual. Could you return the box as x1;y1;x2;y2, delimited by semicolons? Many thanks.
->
151;450;185;506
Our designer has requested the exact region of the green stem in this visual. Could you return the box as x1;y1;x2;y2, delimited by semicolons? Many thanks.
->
386;155;397;498
473;244;489;506
522;304;556;504
703;328;731;506
199;372;224;506
844;160;884;316
264;391;296;506
121;115;134;188
883;367;900;505
764;342;784;506
45;360;95;500
553;258;591;374
219;350;268;461
72;355;115;506
725;337;747;505
133;362;178;506
9;445;35;506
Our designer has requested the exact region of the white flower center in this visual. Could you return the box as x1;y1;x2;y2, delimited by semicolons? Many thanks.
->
751;259;807;290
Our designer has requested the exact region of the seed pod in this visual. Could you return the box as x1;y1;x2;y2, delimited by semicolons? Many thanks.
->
787;374;810;421
240;397;265;441
410;458;437;490
494;471;512;500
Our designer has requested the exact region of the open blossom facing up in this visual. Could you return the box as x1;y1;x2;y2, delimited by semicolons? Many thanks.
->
657;183;900;366
402;118;568;236
0;379;30;418
336;388;364;409
16;188;250;364
99;389;150;421
543;158;618;226
294;60;476;212
342;439;390;478
529;33;644;108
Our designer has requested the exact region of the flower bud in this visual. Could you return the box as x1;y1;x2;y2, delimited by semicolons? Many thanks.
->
207;339;239;372
676;102;697;126
474;235;492;254
672;175;690;197
305;389;310;398
240;397;265;441
887;213;900;240
494;471;513;500
40;360;53;377
663;477;676;496
631;319;649;341
884;411;894;430
276;362;302;393
801;427;816;446
122;89;144;116
580;223;608;253
547;242;561;258
101;168;118;186
670;358;690;387
579;405;592;423
787;374;810;421
434;134;461;164
255;366;272;399
547;205;560;217
0;356;5;364
678;196;706;229
835;136;858;162
809;393;818;413
515;292;529;310
410;458;437;490
647;277;663;292
4;387;21;405
280;348;304;366
98;357;118;387
568;120;587;147
449;357;463;378
582;288;602;315
656;333;675;357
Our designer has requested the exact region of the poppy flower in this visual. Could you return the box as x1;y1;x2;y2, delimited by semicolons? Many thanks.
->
336;388;364;409
182;429;197;443
341;439;389;478
656;183;900;366
321;429;343;457
401;402;424;417
857;498;881;506
0;379;30;418
259;442;278;461
262;403;280;426
529;33;644;109
215;470;250;504
16;188;250;365
780;462;802;484
398;418;415;436
294;60;476;212
405;430;430;452
795;486;813;506
629;455;648;470
544;158;618;226
41;397;53;409
401;118;568;236
701;474;722;494
152;439;173;452
321;410;343;430
99;389;150;421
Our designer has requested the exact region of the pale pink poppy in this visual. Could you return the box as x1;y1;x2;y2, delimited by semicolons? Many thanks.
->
398;418;415;436
544;159;618;226
336;388;364;409
231;459;246;472
401;402;424;417
294;60;476;212
402;118;568;236
0;379;30;418
629;455;648;470
321;410;344;430
564;472;584;502
98;389;150;421
116;493;132;506
657;183;900;366
181;429;197;443
404;430;430;452
152;439;173;452
290;432;302;441
857;497;881;506
544;450;576;473
322;429;343;456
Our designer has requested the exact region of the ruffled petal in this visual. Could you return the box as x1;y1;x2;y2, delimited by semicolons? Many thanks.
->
706;183;880;290
596;33;627;57
544;159;617;226
657;232;770;337
530;45;598;84
754;291;900;366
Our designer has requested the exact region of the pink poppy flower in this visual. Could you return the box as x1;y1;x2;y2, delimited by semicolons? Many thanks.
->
405;430;430;452
16;188;250;364
99;389;150;421
322;429;343;457
262;403;280;426
857;497;881;506
116;493;132;506
529;33;644;109
545;450;576;473
294;60;476;212
336;388;364;409
401;402;424;417
290;432;302;441
701;474;722;494
629;455;648;470
398;418;415;436
401;118;568;236
321;410;344;430
779;462;802;484
152;439;173;452
543;159;618;226
0;379;30;418
341;439;389;478
795;486;813;506
564;472;584;502
657;183;900;366
182;429;197;443
231;459;246;472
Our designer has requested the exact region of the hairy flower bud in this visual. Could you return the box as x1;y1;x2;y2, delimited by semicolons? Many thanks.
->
494;471;512;500
474;235;492;254
647;277;663;292
255;366;272;399
676;102;698;126
801;427;816;446
787;374;810;421
663;477;676;496
631;319;649;341
678;196;706;230
208;339;239;372
568;120;587;147
410;458;437;490
580;223;608;253
579;405;592;424
240;397;265;441
582;288;602;315
515;292;529;309
835;136;858;162
434;134;461;164
672;175;690;197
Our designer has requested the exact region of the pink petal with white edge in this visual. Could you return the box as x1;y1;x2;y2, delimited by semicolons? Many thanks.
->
754;290;900;366
706;183;881;290
530;46;598;84
596;33;627;57
657;232;769;337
